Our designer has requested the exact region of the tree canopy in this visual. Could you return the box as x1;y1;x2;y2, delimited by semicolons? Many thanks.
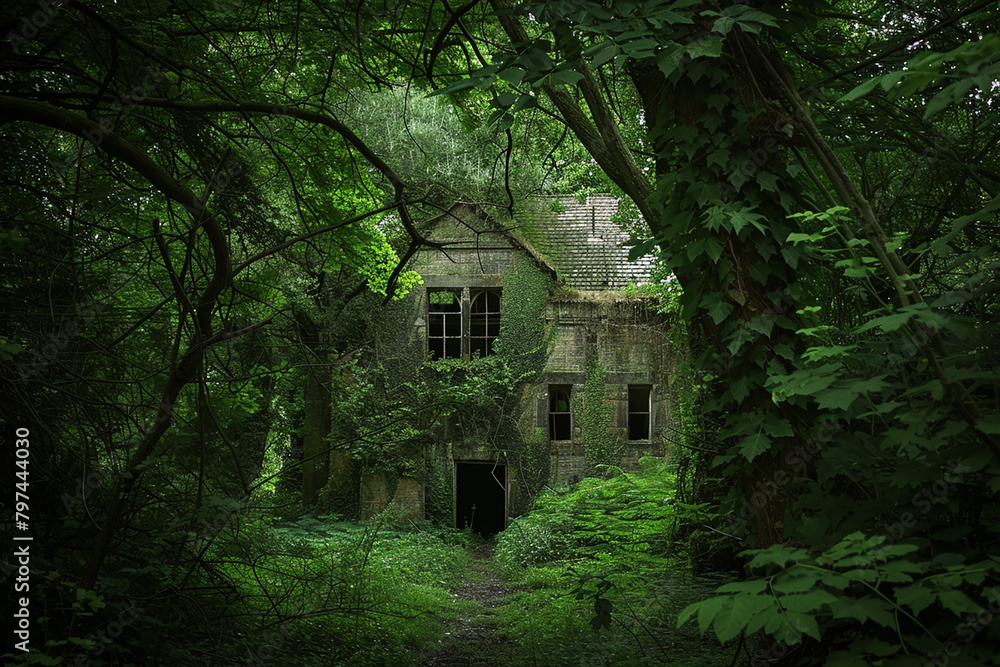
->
2;0;999;664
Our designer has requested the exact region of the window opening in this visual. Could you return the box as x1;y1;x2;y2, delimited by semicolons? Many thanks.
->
549;385;572;441
470;289;501;358
428;289;462;360
628;385;651;440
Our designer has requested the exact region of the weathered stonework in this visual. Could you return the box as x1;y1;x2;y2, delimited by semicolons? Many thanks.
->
355;198;675;529
534;296;674;484
360;473;424;521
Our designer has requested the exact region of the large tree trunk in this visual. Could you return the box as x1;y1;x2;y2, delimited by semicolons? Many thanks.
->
302;366;332;507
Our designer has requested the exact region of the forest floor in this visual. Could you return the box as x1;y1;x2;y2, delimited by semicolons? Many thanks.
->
421;542;516;666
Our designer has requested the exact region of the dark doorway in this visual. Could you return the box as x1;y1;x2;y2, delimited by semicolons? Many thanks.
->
455;461;507;537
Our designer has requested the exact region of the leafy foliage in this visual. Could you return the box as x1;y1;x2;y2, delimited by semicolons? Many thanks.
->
3;0;1000;664
493;459;734;666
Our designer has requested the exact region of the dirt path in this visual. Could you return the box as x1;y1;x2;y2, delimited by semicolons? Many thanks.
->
422;543;514;666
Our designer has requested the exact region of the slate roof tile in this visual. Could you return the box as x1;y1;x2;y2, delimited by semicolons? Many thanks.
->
532;196;654;290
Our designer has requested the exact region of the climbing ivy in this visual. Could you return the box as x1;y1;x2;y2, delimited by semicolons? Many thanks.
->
326;252;554;520
435;1;1000;663
494;253;551;382
580;353;623;474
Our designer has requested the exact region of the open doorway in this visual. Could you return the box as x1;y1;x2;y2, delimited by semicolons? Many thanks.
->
455;461;507;537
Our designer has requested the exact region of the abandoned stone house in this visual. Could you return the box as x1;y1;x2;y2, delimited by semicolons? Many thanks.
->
351;196;678;535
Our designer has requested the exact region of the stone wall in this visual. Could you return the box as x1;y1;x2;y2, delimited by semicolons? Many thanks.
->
360;473;424;521
347;203;677;523
523;295;675;485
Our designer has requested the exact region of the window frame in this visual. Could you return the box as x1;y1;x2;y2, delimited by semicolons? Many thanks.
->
627;385;651;441
549;385;572;441
426;286;502;361
469;288;501;358
427;288;463;360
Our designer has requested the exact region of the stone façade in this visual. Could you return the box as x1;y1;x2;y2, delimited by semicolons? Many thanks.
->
357;197;678;530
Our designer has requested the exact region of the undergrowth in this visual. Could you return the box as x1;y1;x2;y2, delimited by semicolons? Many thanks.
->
186;510;471;666
492;458;738;667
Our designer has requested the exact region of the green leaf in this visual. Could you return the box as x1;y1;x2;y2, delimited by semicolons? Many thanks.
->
727;328;754;356
816;374;886;410
802;344;856;362
770;575;815;594
746;545;807;569
705;298;734;325
744;601;781;634
939;589;981;615
747;315;774;338
697;595;727;634
497;67;526;85
781;590;839;613
585;41;619;68
831;598;895;627
686;35;724;59
763;413;793;438
656;43;685;77
738;432;772;462
717;579;769;594
815;387;859;411
715;594;774;642
895;584;937;615
494;92;517;108
757;171;780;192
435;77;480;95
880;70;905;91
590;613;612;631
855;310;916;334
622;37;658;59
786;231;825;245
780;612;820;642
548;69;584;86
677;601;699;628
730;374;752;403
840;76;882;101
975;414;1000;435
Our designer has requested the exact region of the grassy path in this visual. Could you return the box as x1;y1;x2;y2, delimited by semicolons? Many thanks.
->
422;543;515;666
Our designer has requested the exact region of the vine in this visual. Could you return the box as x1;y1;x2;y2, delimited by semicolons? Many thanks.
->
580;352;623;474
325;252;554;519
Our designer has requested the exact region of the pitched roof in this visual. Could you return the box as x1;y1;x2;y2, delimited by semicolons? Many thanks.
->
419;202;558;278
530;196;655;291
418;197;655;290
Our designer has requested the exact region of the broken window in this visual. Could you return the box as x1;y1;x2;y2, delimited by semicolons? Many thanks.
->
549;385;572;441
428;289;462;360
628;385;651;440
428;287;503;360
470;288;501;358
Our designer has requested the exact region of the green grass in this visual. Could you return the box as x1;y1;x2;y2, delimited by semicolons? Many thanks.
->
196;513;472;666
177;461;738;666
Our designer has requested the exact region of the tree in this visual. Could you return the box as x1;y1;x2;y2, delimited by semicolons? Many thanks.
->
410;0;1000;661
3;0;998;662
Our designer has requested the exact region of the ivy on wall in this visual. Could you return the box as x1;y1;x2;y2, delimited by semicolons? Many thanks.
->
494;253;551;382
322;251;555;520
580;351;623;474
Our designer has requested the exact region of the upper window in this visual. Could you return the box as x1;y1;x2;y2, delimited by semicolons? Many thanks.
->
470;289;501;358
549;385;572;441
427;287;502;361
628;385;651;440
428;289;462;360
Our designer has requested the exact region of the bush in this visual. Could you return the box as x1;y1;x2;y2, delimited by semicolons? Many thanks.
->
488;459;736;667
495;514;572;573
